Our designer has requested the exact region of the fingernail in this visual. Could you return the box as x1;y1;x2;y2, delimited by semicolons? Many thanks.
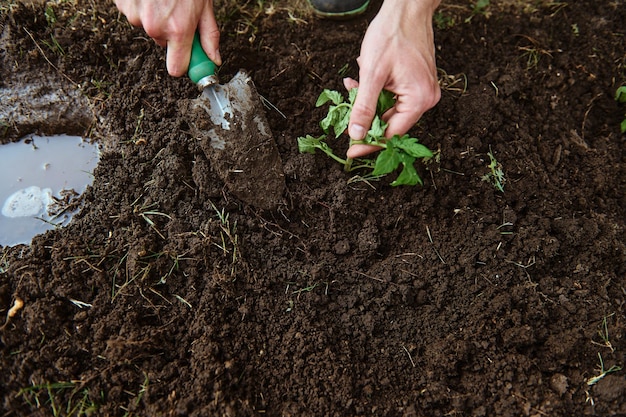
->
215;49;222;66
349;124;366;140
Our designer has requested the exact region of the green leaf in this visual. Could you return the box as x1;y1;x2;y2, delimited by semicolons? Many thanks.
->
319;105;339;133
297;135;326;154
366;116;387;141
297;134;348;165
392;135;433;158
316;89;344;107
392;156;421;186
320;103;351;136
621;118;626;133
335;108;351;137
377;90;396;114
348;88;358;104
372;146;401;176
616;86;626;104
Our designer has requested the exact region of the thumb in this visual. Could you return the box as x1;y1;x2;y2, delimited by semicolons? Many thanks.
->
347;78;381;141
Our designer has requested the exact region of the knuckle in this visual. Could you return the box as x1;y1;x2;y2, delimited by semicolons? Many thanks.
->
351;101;376;120
142;22;162;39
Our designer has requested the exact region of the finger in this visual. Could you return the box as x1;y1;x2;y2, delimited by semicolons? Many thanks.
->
344;76;380;158
382;107;424;138
166;33;194;77
382;82;441;138
347;143;383;159
198;7;222;66
343;77;359;91
114;1;142;26
347;56;387;141
347;76;381;141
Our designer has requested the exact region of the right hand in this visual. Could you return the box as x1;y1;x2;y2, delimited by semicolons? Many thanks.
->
345;0;441;158
114;0;222;76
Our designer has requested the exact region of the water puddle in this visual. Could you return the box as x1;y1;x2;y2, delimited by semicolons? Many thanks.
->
0;135;100;247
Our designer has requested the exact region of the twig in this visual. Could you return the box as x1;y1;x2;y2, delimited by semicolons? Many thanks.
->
23;28;78;87
355;271;384;282
426;226;445;264
402;345;416;368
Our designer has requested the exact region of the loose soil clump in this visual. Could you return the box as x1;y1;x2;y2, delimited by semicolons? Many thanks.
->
1;1;625;416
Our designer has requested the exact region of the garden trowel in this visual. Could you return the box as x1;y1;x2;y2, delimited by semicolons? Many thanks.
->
184;34;284;210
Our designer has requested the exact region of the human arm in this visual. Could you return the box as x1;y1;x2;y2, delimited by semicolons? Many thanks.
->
346;0;441;158
113;0;221;76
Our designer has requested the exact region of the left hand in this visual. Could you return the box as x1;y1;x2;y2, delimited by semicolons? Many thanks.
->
114;0;221;76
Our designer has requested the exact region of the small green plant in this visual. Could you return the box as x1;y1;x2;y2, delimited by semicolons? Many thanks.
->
482;148;505;192
44;4;57;26
586;352;622;386
90;79;112;98
210;201;239;276
297;89;433;186
132;198;171;240
592;313;615;352
434;11;455;30
465;0;490;22
42;34;65;56
616;85;626;133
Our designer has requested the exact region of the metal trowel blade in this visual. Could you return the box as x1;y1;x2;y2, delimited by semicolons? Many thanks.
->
202;83;232;132
189;70;285;210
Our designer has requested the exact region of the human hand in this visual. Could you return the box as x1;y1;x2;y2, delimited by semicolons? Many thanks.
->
346;0;441;158
114;0;221;76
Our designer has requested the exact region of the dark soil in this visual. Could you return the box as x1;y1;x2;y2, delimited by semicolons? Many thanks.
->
1;0;626;415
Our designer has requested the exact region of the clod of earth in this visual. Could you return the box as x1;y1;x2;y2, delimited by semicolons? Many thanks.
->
0;74;93;141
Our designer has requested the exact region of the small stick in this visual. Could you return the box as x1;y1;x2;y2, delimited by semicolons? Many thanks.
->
426;226;445;264
402;345;416;368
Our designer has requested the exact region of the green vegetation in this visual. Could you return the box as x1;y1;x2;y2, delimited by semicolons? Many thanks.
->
518;36;552;70
586;352;622;386
133;198;171;240
592;313;615;352
616;85;626;133
482;148;505;192
18;382;98;416
586;315;622;386
210;201;240;276
434;11;456;30
297;89;433;186
465;0;490;22
44;4;57;25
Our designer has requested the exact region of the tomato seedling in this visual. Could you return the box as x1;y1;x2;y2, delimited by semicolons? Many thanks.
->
297;88;433;186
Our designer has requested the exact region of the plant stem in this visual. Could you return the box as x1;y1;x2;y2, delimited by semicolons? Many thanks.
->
323;149;347;166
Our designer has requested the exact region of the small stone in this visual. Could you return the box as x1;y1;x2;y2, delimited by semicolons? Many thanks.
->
550;373;568;396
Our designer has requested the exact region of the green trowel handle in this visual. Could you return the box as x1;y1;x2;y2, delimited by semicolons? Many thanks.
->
188;32;217;85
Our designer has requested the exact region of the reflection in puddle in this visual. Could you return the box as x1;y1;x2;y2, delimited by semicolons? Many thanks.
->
0;135;100;247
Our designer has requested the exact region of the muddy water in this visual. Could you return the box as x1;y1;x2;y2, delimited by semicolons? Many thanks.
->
0;135;100;247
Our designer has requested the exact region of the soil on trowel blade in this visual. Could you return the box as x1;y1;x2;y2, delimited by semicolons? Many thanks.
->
180;71;285;210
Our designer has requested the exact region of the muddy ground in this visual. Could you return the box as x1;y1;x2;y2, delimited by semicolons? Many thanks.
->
1;0;626;415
